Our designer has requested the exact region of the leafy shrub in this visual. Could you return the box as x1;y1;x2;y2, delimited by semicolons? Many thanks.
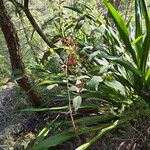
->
20;0;150;149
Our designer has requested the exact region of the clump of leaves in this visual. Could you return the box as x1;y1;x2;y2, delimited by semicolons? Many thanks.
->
20;0;150;149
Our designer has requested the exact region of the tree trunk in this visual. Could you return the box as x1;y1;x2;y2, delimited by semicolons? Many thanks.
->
0;0;43;107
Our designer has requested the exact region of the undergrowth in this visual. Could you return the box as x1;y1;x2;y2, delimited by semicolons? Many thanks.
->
0;0;149;149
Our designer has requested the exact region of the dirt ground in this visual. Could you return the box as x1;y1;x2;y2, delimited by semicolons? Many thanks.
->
0;84;149;150
0;84;37;149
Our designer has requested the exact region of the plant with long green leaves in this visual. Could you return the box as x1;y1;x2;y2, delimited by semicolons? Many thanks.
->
101;0;150;104
22;0;150;149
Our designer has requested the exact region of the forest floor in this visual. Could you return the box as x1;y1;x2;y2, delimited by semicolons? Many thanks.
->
0;84;39;149
0;84;149;150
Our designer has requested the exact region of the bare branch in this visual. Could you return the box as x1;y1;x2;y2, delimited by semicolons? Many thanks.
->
9;0;54;48
9;0;24;9
24;0;29;9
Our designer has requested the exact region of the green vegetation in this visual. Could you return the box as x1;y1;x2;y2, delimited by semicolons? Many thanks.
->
0;0;150;149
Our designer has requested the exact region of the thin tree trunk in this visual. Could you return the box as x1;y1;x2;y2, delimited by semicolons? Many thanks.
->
0;0;43;107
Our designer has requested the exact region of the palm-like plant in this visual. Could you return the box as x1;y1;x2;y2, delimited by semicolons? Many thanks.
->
102;0;150;104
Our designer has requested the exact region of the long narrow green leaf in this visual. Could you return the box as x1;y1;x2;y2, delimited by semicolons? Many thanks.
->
74;114;118;126
103;0;128;36
76;117;132;150
135;0;143;65
107;57;143;92
103;0;137;64
114;74;133;89
140;0;150;72
131;35;142;46
33;128;50;147
33;116;61;148
81;89;128;105
104;56;141;77
141;0;150;32
18;105;97;112
39;80;66;86
141;34;150;72
18;106;69;112
33;124;109;150
144;67;150;86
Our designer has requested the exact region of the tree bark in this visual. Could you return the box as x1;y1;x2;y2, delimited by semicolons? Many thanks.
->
0;0;43;107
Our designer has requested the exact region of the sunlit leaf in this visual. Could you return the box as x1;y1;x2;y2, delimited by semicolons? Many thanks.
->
75;118;131;150
39;80;66;86
87;76;103;91
33;124;109;150
131;35;143;45
69;85;78;92
103;0;136;63
46;84;58;90
73;96;82;111
19;106;69;112
106;80;125;94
